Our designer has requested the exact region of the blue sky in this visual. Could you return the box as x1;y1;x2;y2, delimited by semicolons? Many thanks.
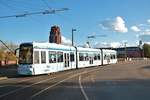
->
1;0;150;47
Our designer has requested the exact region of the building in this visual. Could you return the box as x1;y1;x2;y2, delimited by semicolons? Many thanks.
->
49;26;61;44
97;46;144;58
113;47;144;58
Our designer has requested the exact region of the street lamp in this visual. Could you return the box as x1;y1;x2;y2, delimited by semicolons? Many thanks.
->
87;35;107;48
72;28;76;46
124;42;127;61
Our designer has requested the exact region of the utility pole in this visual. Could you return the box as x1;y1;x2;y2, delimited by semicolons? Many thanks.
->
72;28;76;46
124;42;127;61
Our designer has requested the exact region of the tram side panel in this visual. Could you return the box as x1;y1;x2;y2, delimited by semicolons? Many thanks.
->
63;51;76;71
101;49;118;65
77;52;89;68
77;49;102;68
33;49;54;75
92;51;102;66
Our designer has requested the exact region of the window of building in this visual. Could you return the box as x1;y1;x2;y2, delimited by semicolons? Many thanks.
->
57;52;63;62
41;51;46;63
34;51;39;64
49;51;56;63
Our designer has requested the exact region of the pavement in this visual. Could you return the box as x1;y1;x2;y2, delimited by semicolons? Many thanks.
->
0;60;150;100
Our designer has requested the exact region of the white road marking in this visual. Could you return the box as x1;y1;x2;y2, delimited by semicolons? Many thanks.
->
29;67;101;99
29;73;81;99
79;75;89;100
0;71;73;98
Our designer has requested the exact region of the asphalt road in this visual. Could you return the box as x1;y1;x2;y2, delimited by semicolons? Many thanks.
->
0;60;150;100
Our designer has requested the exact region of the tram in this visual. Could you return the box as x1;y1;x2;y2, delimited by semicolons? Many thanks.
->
18;42;117;75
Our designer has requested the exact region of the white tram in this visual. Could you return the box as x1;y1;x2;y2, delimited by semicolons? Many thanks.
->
18;42;117;75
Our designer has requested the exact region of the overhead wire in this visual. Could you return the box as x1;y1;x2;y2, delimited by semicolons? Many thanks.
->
0;8;69;19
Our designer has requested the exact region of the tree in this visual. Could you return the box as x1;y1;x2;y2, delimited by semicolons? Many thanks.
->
0;41;18;61
143;44;150;58
0;50;5;61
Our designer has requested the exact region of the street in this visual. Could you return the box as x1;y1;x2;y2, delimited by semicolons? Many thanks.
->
0;60;150;100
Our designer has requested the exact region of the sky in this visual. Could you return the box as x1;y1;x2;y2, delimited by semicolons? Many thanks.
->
1;0;150;48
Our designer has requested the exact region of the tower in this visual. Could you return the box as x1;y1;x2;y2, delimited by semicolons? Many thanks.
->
49;26;61;44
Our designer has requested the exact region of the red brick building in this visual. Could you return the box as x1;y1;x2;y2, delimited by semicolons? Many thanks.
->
113;47;144;58
49;26;61;44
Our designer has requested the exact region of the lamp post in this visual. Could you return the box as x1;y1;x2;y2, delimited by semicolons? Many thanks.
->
124;42;127;61
72;28;76;46
87;35;107;48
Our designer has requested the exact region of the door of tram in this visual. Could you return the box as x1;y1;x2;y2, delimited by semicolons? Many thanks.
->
64;53;70;68
89;54;94;65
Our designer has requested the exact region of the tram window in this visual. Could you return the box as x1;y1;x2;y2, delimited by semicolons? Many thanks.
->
57;52;63;62
85;53;88;61
97;54;100;60
104;54;106;60
41;51;46;63
113;55;116;59
94;53;97;60
49;51;56;63
79;53;84;61
70;52;74;62
111;55;113;59
34;51;39;64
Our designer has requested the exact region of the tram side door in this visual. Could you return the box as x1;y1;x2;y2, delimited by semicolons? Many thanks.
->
89;56;94;65
64;53;70;68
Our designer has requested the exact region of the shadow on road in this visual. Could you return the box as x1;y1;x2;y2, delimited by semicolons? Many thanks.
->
0;64;19;78
141;65;150;70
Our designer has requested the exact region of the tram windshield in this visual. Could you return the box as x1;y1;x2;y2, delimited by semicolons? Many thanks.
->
19;44;33;64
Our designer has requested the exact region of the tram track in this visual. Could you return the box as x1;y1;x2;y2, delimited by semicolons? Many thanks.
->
28;66;102;100
0;70;75;99
0;75;55;88
0;66;102;100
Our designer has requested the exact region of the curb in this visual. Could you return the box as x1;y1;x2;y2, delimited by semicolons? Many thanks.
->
0;76;8;81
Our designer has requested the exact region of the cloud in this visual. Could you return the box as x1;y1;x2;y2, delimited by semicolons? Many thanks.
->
61;36;72;45
139;29;150;42
110;42;121;48
139;35;150;42
94;42;110;48
136;34;139;38
99;16;128;33
130;26;140;32
142;29;150;35
94;42;121;48
147;19;150;24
